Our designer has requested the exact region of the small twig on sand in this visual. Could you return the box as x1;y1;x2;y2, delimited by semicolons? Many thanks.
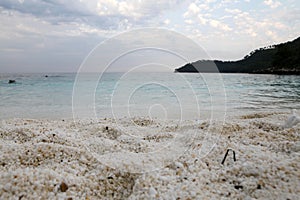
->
221;149;236;165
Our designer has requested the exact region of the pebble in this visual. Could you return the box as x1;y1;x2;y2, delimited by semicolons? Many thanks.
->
60;182;68;192
0;113;299;199
149;187;157;197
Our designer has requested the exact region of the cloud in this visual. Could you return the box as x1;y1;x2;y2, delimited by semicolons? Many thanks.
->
95;0;182;25
0;0;188;42
266;30;278;40
163;19;170;25
209;19;232;31
264;0;281;9
0;0;183;32
230;8;291;42
278;8;300;25
184;19;194;25
225;8;242;14
187;3;201;14
0;48;24;52
183;1;210;17
197;14;208;25
0;0;115;31
183;1;231;31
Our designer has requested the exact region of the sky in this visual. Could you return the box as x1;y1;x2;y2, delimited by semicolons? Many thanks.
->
0;0;299;73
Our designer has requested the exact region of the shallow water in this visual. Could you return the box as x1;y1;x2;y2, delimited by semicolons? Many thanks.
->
0;72;299;119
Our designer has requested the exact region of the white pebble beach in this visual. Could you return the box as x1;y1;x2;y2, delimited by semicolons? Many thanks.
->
0;112;299;199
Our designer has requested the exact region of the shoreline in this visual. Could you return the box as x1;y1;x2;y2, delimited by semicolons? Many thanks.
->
0;112;299;199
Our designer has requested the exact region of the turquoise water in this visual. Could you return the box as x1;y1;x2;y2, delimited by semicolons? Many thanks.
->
0;72;299;119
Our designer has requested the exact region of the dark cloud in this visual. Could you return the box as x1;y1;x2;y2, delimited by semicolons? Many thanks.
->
0;0;120;29
0;0;186;30
0;0;87;18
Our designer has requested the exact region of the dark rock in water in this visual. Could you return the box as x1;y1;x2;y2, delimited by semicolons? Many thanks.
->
8;80;16;84
45;75;48;77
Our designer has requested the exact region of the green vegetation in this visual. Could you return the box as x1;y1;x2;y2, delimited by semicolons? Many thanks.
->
175;36;300;74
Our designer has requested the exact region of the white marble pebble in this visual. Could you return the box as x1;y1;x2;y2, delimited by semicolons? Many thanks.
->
0;113;299;199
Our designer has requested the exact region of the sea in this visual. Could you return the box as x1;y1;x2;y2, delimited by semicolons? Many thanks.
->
0;72;299;120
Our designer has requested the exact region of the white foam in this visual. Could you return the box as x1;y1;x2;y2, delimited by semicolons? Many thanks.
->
283;109;300;128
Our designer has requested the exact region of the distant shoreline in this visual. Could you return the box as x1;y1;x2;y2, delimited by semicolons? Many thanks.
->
175;69;300;75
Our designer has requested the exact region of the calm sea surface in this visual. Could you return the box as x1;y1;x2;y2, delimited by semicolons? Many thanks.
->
0;72;299;120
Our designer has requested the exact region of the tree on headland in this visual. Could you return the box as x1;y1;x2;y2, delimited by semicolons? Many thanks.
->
175;36;300;74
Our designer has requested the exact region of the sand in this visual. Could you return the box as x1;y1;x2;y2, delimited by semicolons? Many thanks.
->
0;112;299;199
